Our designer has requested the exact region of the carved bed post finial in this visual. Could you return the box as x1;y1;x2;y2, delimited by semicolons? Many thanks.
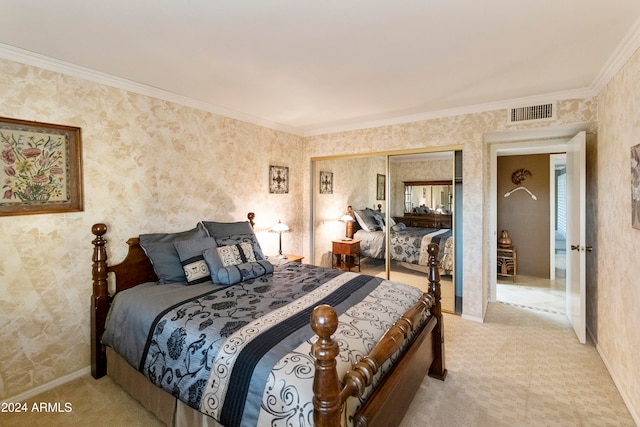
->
91;223;109;378
311;305;342;427
426;243;447;380
247;212;255;228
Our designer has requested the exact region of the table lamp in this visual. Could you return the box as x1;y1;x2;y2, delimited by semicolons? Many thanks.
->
270;220;290;258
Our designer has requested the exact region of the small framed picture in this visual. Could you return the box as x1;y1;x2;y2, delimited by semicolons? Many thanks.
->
320;171;333;194
269;165;289;194
376;174;386;200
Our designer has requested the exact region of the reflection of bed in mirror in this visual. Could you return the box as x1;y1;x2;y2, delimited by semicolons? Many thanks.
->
348;206;454;275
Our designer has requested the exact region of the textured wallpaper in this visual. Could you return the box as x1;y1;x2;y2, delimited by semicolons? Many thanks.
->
0;59;304;399
593;48;640;420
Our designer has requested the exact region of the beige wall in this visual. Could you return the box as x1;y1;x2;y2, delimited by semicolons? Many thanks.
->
497;154;551;277
0;58;304;399
593;47;640;420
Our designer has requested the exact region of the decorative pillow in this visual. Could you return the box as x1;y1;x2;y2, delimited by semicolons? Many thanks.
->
173;237;218;285
392;223;407;231
217;242;256;266
215;260;274;286
139;223;208;284
201;221;254;239
203;246;272;285
215;233;265;260
354;209;381;232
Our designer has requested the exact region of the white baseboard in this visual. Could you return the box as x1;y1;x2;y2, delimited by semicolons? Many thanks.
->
2;366;91;404
461;313;485;323
588;328;640;426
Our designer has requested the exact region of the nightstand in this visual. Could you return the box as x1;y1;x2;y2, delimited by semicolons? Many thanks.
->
331;239;361;272
284;254;304;263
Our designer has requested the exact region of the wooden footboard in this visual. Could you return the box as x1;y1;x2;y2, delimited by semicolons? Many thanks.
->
311;243;446;427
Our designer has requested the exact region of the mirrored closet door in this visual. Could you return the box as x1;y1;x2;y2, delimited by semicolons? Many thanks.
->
312;150;461;314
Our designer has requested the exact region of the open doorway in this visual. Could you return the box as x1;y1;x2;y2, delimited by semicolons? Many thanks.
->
495;153;566;314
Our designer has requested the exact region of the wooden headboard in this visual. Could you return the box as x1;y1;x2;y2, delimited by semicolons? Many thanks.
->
90;212;256;378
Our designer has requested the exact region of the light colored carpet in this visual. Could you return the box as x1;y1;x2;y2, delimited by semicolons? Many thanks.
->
400;303;635;427
2;303;634;427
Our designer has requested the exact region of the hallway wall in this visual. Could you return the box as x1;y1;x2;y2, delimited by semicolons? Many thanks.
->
497;154;551;278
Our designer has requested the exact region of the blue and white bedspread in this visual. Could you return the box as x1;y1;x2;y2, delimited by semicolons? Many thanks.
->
358;227;454;274
102;262;427;427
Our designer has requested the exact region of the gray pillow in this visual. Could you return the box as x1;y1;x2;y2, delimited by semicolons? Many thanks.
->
139;223;208;284
173;237;218;285
354;209;381;232
201;221;254;238
215;260;274;285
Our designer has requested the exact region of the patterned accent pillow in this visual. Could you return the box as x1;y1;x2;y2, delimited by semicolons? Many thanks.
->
203;246;271;285
173;237;218;285
215;233;265;260
216;260;274;285
216;242;256;266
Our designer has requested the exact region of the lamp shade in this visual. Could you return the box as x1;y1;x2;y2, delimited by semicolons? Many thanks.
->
270;220;290;257
340;214;354;222
270;220;290;233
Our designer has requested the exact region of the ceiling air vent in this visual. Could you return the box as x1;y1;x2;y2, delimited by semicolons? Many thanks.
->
508;102;556;124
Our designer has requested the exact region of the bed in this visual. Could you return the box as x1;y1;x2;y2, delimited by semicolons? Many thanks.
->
349;206;454;275
90;213;446;427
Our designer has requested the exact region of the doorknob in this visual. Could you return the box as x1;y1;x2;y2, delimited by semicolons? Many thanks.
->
571;245;594;252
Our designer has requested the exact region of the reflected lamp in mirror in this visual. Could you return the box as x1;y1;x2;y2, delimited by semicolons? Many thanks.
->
270;220;290;258
339;214;354;241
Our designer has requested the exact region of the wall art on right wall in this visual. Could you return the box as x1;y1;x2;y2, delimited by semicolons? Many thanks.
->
632;144;640;229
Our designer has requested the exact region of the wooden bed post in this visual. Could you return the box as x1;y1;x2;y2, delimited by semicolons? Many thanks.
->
91;223;109;379
310;305;342;427
427;243;447;380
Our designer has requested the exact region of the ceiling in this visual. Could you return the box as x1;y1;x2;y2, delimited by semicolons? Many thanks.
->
1;1;640;136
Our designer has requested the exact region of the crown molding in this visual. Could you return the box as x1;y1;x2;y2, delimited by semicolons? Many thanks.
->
303;87;595;137
3;19;638;140
0;43;303;136
591;15;640;94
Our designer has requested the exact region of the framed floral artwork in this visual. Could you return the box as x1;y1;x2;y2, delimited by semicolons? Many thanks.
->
320;171;333;194
269;165;289;194
1;117;83;216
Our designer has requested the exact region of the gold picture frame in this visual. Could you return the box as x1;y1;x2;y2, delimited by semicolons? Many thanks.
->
0;117;83;216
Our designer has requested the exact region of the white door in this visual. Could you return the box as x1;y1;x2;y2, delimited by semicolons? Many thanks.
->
565;131;587;343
